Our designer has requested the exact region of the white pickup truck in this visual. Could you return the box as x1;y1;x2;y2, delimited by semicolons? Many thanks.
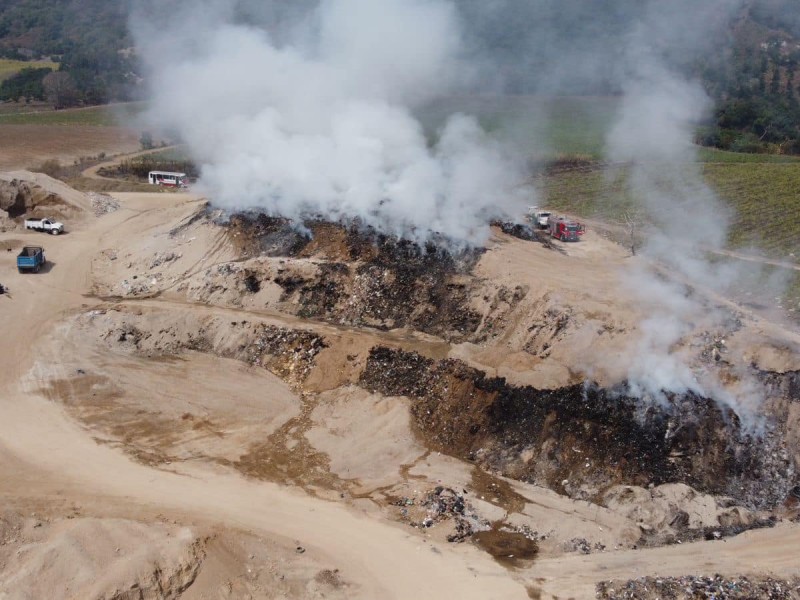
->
24;217;64;235
527;207;551;229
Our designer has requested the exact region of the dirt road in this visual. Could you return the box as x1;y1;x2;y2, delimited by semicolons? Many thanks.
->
80;144;180;183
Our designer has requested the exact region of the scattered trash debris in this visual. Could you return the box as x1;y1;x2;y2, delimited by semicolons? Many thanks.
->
598;574;800;599
564;537;606;555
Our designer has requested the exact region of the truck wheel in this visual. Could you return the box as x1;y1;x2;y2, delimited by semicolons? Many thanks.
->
34;265;40;273
51;229;60;235
18;268;23;274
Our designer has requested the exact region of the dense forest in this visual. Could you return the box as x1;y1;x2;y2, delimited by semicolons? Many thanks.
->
0;0;136;105
700;0;800;154
0;0;799;154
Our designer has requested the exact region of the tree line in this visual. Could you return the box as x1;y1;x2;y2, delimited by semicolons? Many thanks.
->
1;0;800;154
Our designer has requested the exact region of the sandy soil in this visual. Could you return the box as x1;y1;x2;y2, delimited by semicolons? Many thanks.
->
0;186;527;599
0;172;798;599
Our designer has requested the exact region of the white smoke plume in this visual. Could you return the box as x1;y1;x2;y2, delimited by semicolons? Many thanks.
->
131;0;528;244
605;0;779;427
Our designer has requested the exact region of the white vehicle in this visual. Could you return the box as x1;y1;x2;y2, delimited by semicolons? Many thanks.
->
24;217;64;235
148;171;188;188
527;206;551;229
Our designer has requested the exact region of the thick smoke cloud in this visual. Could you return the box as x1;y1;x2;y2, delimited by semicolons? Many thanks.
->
133;0;783;425
131;0;527;244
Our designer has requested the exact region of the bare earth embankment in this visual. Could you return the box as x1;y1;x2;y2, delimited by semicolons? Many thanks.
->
0;168;799;598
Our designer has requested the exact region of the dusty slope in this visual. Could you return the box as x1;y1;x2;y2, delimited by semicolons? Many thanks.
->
0;185;798;599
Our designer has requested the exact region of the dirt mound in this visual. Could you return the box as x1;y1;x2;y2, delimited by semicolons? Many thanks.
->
0;171;91;226
224;213;483;339
0;514;203;600
0;508;352;600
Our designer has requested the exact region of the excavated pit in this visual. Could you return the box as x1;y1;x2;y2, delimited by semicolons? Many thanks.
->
95;302;797;512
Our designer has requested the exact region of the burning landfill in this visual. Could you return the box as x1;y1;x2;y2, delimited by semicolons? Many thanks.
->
2;0;799;597
89;207;800;520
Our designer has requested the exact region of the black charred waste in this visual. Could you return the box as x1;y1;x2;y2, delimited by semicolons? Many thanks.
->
360;345;790;508
226;214;484;339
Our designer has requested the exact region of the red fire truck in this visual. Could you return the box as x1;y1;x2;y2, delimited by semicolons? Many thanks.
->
549;216;585;242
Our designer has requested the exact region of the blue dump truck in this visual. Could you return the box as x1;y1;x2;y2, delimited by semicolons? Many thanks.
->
17;246;46;273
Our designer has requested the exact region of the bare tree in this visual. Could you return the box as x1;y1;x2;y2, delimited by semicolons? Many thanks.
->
619;208;644;256
42;72;78;109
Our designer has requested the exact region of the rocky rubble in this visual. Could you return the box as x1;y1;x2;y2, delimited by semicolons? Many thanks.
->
245;324;328;384
597;575;800;599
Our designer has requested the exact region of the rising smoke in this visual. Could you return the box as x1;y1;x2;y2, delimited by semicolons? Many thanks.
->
131;0;528;244
604;0;783;426
133;0;783;424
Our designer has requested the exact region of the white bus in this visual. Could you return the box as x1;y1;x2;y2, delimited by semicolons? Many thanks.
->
148;171;188;188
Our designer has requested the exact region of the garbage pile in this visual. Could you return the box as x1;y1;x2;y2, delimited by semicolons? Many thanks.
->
225;213;484;340
361;346;793;509
598;575;800;599
247;324;328;382
88;192;120;216
394;486;490;542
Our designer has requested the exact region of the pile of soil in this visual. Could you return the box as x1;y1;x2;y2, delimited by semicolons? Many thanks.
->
225;214;484;339
0;171;91;227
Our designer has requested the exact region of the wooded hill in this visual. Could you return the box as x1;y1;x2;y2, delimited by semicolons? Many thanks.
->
0;0;135;105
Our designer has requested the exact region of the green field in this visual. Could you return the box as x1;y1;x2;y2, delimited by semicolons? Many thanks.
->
697;147;800;163
536;162;800;258
0;101;145;126
417;95;617;159
0;58;58;81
